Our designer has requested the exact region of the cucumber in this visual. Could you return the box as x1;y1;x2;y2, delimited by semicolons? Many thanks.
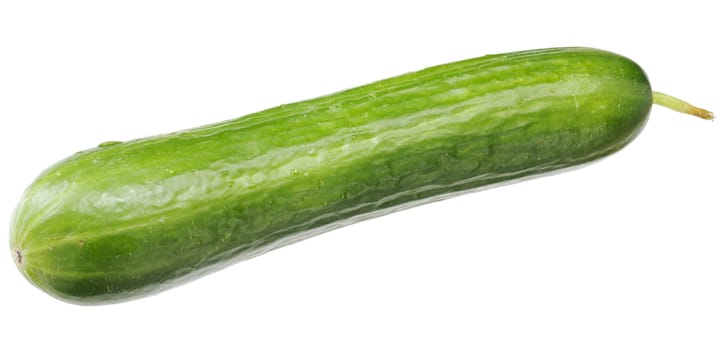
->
9;47;713;304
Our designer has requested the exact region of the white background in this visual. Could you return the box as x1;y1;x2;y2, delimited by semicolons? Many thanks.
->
1;1;719;348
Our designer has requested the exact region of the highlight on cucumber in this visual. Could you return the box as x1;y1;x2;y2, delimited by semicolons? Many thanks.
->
9;47;713;305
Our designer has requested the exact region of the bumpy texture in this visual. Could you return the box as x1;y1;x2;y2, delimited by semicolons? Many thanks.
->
10;47;652;304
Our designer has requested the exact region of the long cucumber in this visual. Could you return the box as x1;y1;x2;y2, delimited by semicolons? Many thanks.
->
9;47;713;304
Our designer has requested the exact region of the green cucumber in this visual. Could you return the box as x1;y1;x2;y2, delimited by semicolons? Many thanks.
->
9;47;712;304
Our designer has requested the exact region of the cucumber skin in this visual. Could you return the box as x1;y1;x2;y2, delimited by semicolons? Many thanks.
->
10;47;652;304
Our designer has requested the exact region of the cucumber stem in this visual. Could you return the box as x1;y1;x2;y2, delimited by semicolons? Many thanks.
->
653;91;714;120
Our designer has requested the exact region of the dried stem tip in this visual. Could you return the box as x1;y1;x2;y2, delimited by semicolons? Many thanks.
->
653;91;714;120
